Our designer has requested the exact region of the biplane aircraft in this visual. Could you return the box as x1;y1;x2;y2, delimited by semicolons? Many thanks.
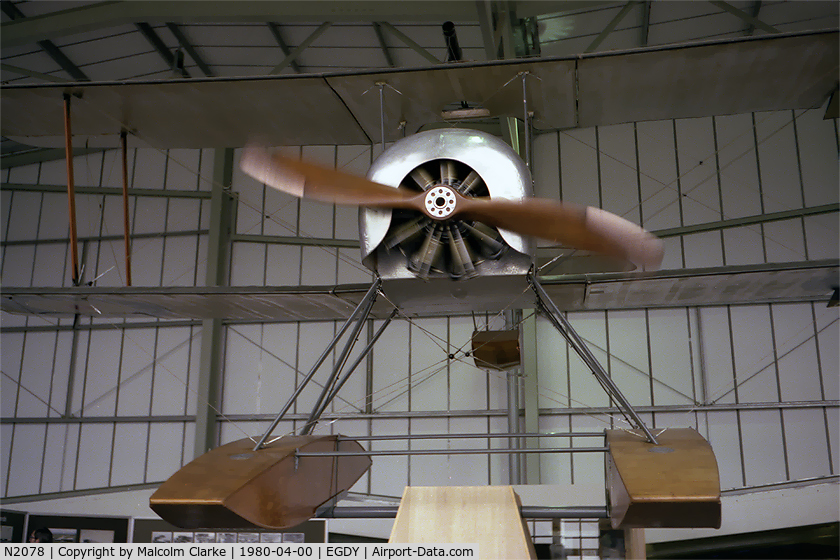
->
1;14;838;544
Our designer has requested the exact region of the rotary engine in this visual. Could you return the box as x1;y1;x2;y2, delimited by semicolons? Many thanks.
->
360;129;535;281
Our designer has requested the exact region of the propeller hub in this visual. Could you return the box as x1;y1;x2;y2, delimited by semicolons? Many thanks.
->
424;185;458;220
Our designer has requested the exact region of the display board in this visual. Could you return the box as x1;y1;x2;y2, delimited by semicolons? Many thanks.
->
132;518;327;543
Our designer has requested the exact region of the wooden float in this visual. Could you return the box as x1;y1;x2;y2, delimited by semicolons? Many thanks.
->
150;434;371;529
606;428;721;529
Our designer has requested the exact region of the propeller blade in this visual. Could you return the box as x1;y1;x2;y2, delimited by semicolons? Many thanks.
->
241;147;664;268
457;197;664;269
240;145;422;210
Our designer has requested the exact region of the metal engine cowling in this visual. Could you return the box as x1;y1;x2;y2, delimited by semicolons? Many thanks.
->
360;128;535;283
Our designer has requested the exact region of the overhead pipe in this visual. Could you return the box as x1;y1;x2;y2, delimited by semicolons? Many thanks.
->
63;93;80;286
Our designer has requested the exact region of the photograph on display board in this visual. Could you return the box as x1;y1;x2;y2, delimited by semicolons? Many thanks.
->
283;533;305;543
238;533;259;543
50;528;78;543
152;532;173;543
259;533;283;543
132;518;328;544
80;529;115;543
1;525;13;542
173;532;194;543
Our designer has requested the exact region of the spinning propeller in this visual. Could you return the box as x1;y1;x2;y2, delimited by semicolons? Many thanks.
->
241;145;665;273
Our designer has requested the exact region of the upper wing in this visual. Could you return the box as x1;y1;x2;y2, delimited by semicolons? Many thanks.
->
1;30;836;149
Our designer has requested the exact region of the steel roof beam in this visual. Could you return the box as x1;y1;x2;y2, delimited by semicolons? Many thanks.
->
270;21;331;74
1;0;90;81
136;22;190;78
709;0;778;34
4;1;593;48
0;62;71;83
266;22;302;73
0;147;102;169
373;22;396;67
585;0;639;53
744;0;762;35
377;21;441;65
640;0;651;46
475;0;498;60
165;22;214;77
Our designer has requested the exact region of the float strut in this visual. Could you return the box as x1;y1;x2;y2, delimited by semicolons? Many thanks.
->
253;279;382;450
120;130;132;286
63;93;80;286
529;273;658;444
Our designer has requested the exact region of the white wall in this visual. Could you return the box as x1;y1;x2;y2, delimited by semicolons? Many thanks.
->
1;109;837;539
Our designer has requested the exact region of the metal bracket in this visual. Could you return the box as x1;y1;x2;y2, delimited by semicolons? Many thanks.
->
363;81;403;151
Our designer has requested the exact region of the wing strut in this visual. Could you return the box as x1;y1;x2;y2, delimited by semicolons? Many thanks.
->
63;93;81;286
120;130;132;286
528;272;659;444
252;279;382;451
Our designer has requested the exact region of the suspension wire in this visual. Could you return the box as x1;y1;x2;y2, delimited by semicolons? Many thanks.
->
3;310;256;443
464;357;635;431
93;314;257;442
265;355;453;444
536;248;580;274
1;369;66;418
708;314;837;407
373;290;452;355
273;291;542;440
665;308;839;431
68;333;195;416
316;284;669;441
375;277;694;437
225;325;361;412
